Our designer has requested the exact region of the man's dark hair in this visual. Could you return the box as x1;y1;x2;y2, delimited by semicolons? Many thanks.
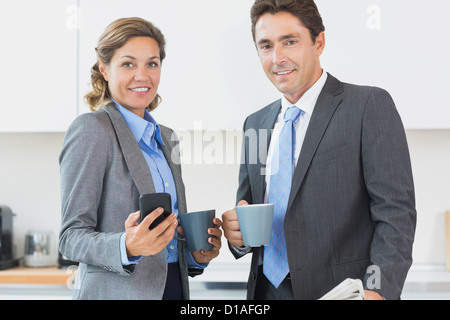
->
251;0;325;43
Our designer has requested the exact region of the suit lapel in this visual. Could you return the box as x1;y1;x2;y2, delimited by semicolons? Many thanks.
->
287;74;344;211
102;103;156;195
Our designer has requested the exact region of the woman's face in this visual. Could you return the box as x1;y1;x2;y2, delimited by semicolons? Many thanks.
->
99;36;161;118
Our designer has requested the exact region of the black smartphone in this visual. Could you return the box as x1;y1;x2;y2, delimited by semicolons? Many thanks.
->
139;193;172;230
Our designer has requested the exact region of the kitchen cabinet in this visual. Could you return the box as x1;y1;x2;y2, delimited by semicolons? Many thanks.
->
316;0;450;129
0;0;78;132
78;0;450;130
1;1;449;132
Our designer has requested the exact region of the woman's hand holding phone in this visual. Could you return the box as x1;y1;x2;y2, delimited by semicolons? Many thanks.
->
124;208;178;257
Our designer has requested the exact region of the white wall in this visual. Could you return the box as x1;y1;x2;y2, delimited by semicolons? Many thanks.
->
407;131;450;264
1;129;449;267
0;133;64;259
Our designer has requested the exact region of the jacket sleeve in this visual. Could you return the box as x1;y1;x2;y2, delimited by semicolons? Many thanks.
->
361;87;417;299
59;113;133;276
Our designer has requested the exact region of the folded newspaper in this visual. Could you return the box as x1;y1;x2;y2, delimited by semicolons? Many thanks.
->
319;278;365;300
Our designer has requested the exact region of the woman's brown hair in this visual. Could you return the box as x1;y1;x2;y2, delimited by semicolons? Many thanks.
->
84;17;166;112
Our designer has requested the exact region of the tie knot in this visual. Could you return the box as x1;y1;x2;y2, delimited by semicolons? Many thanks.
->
284;106;301;123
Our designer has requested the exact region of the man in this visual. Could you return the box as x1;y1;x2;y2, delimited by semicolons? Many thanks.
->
222;0;416;300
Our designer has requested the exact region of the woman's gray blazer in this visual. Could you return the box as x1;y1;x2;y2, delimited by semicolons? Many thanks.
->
59;103;194;300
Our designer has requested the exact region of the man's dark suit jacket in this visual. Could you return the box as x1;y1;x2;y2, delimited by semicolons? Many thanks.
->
231;73;416;300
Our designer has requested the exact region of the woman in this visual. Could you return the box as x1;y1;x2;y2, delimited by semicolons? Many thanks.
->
59;17;222;300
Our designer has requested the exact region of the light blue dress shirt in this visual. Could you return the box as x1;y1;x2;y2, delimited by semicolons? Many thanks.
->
114;101;205;269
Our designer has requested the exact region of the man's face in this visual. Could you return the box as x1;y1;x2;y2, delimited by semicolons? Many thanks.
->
254;11;325;104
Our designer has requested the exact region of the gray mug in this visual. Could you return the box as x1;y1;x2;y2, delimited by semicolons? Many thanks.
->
178;209;215;252
235;204;274;247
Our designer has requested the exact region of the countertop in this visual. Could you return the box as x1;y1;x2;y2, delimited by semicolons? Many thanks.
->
0;266;72;285
0;263;449;300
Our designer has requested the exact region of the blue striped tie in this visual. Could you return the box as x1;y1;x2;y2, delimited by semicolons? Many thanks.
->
263;106;301;288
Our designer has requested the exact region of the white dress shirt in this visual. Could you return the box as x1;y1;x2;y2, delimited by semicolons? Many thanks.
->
264;71;328;204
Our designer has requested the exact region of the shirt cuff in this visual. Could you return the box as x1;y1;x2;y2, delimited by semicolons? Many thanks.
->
185;249;208;269
120;233;142;266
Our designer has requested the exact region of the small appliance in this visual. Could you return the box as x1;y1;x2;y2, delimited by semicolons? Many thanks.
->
24;230;58;267
0;205;20;270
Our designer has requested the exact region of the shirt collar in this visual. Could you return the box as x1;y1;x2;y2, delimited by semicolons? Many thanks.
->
113;100;165;146
281;70;328;116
